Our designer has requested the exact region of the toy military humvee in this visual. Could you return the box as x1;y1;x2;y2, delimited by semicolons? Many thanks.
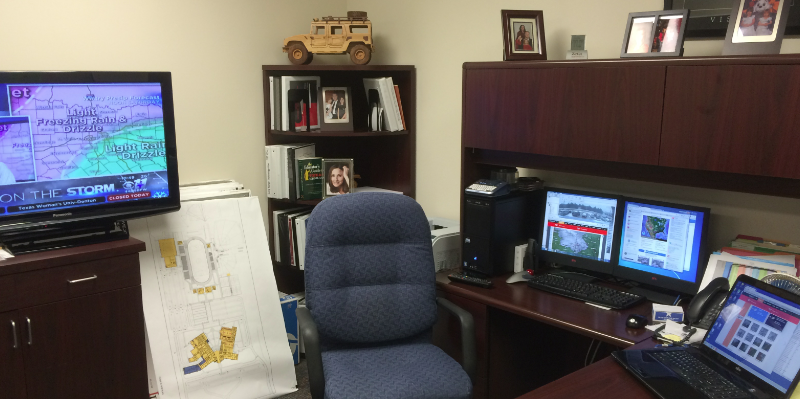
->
283;11;373;65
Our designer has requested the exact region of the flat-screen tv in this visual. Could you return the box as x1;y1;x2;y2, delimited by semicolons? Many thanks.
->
0;71;180;233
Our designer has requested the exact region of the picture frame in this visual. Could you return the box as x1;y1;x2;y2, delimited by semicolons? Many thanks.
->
319;87;354;132
322;158;353;198
502;10;547;61
663;0;800;39
722;0;791;55
620;9;689;58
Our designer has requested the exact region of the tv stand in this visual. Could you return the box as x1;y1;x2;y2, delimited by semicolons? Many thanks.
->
0;220;129;255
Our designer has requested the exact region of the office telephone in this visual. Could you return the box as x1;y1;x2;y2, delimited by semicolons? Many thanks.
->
687;277;730;330
465;179;511;197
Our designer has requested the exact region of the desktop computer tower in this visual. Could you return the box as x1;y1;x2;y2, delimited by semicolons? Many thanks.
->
462;191;538;277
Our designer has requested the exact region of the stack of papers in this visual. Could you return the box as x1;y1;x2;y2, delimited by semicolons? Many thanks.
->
699;251;797;291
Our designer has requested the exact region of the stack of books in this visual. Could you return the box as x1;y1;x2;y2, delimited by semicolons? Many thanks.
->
699;235;800;290
265;143;315;201
269;76;321;132
273;207;313;269
363;77;406;132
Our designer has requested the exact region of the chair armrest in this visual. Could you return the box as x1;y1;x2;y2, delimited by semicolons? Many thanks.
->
436;297;477;382
297;307;325;399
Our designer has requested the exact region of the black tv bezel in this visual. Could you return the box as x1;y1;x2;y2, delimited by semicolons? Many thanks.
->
0;71;180;232
537;187;623;276
612;196;711;297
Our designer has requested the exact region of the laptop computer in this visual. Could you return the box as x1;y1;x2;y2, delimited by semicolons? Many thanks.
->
613;275;800;399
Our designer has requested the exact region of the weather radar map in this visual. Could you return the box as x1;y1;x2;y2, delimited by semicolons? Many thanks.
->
642;216;669;241
552;229;602;258
6;83;167;181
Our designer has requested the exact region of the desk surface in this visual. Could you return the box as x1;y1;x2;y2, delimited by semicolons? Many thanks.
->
436;272;654;347
517;339;660;399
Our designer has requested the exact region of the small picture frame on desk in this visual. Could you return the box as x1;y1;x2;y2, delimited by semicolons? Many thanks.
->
620;9;689;58
502;10;548;61
319;87;354;132
322;158;353;198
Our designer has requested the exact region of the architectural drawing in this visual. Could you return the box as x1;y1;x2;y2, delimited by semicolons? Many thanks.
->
132;197;296;399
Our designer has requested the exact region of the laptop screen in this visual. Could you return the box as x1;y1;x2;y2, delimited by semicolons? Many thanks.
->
703;279;800;394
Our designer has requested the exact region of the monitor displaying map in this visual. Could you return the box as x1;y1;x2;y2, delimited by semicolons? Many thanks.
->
0;79;172;216
616;199;707;284
540;190;619;263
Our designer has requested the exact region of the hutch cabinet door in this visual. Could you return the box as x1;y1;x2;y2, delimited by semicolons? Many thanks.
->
21;286;148;399
660;65;800;179
0;310;27;398
462;66;665;165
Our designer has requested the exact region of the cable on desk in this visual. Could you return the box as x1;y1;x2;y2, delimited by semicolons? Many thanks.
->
585;339;597;367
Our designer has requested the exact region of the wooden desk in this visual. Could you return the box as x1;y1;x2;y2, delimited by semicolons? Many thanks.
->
433;271;654;399
518;339;660;399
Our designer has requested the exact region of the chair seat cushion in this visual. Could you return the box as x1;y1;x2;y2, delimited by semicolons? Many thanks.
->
322;343;472;399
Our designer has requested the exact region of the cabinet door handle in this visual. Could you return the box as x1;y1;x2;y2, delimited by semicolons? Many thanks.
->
67;275;97;284
10;320;17;349
26;317;32;346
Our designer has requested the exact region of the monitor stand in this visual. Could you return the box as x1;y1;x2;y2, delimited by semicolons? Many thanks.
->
0;220;129;255
628;286;680;305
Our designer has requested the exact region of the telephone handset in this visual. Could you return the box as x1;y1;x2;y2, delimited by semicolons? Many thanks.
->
687;277;731;330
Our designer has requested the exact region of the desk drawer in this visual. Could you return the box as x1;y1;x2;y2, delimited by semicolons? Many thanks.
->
0;275;15;312
15;253;140;309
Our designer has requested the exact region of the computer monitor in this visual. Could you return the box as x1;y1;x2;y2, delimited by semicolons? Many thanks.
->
614;197;710;296
538;188;621;275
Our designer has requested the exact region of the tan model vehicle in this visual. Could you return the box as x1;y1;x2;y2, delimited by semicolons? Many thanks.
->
283;11;373;65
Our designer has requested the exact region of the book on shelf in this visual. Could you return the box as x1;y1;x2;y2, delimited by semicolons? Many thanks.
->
280;76;320;132
265;143;315;200
272;207;307;263
297;157;323;200
269;76;281;130
731;235;800;256
394;84;406;130
294;213;312;270
286;209;312;267
363;77;402;131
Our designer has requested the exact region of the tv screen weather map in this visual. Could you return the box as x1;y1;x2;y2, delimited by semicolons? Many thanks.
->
540;191;618;263
0;82;170;216
617;201;705;282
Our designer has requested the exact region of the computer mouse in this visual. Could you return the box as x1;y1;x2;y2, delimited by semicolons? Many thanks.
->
505;270;534;284
626;314;647;329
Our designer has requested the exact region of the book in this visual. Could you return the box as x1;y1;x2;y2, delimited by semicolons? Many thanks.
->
281;76;320;131
282;209;311;267
286;143;315;201
733;235;800;255
381;77;403;131
290;211;312;267
265;146;284;198
295;213;312;270
297;157;323;200
394;85;406;130
272;207;306;262
363;78;398;131
270;76;281;130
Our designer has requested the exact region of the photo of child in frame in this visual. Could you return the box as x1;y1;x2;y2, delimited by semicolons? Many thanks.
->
323;159;353;197
322;88;349;123
510;19;538;53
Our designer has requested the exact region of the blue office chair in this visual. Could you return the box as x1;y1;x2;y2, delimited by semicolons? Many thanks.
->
297;192;476;399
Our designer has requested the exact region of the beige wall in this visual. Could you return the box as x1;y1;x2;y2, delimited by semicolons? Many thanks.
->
0;0;348;221
347;0;800;250
2;1;797;250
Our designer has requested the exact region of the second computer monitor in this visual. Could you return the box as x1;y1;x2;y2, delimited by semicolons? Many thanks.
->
615;198;710;296
539;189;621;275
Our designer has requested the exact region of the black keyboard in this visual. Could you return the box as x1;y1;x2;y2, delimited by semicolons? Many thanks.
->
651;351;751;399
448;271;493;288
526;274;644;309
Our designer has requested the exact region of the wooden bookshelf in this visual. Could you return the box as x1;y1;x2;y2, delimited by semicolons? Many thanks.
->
263;65;416;293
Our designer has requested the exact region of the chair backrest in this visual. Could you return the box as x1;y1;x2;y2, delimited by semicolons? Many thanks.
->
304;193;437;345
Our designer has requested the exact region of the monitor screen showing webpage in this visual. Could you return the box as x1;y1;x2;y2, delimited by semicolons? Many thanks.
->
617;200;705;283
704;280;800;394
540;190;619;263
0;81;170;216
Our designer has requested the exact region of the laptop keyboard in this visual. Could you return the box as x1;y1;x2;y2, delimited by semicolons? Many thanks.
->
651;351;751;399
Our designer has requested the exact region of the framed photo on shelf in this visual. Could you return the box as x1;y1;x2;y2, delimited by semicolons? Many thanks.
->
620;9;689;58
319;87;354;131
722;0;790;55
322;158;353;198
502;10;547;61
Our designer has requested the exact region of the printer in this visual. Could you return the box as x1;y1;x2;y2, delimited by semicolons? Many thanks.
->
428;217;460;272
